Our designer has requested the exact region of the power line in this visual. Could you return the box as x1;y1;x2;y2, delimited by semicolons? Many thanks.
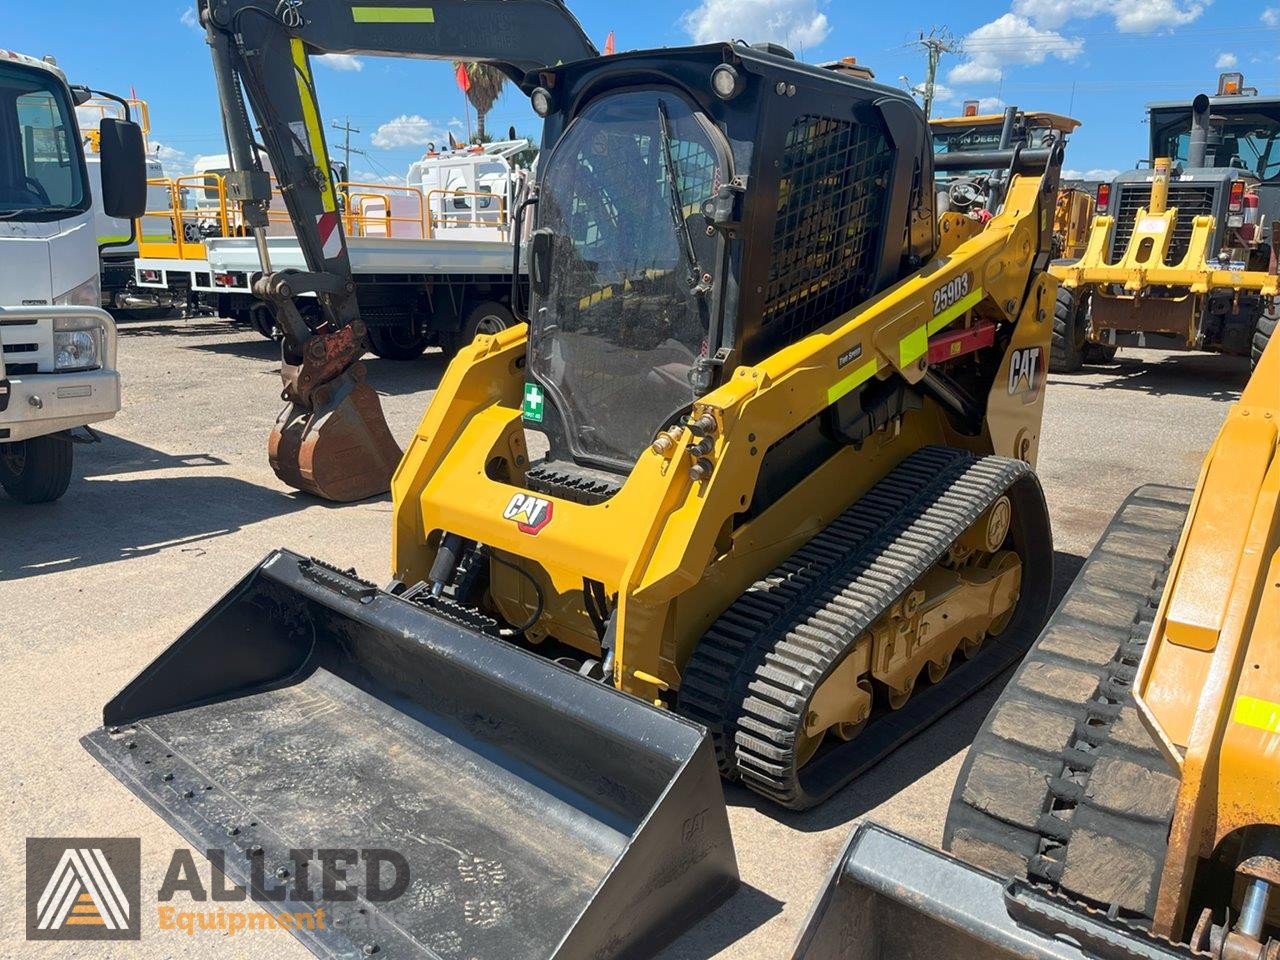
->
908;27;962;119
330;116;360;173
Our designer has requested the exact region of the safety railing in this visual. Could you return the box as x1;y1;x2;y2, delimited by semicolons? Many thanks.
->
77;98;151;152
136;173;296;261
339;182;426;239
137;177;512;259
426;189;509;239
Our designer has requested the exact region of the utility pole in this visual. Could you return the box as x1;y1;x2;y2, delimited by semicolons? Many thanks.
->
330;116;360;172
909;27;961;119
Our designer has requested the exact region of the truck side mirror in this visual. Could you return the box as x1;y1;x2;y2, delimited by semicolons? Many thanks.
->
530;229;554;299
98;118;147;220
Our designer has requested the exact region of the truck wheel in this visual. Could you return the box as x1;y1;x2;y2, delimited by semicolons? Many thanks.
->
1082;342;1117;363
1050;286;1087;373
0;434;74;504
367;325;431;361
446;301;514;355
1253;309;1276;370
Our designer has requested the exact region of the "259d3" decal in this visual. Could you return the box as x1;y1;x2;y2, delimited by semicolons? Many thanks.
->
933;272;972;316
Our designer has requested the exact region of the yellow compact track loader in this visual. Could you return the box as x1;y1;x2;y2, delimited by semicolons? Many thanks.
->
85;2;1065;957
793;313;1280;959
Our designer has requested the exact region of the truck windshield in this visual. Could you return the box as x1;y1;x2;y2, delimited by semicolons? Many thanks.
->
531;89;721;468
0;61;88;218
1151;107;1280;180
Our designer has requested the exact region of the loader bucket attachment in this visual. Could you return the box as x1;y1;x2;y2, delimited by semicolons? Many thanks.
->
792;823;1195;960
83;550;738;960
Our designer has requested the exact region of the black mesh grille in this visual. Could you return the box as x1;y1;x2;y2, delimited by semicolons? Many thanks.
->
1110;183;1218;264
762;115;890;343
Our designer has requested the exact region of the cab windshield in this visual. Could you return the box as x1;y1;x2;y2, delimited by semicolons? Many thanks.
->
0;61;88;218
531;89;721;468
1151;107;1280;180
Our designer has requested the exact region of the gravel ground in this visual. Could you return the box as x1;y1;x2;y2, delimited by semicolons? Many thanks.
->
0;315;1249;959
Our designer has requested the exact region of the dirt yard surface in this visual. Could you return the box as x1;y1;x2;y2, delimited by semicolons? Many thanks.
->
1;315;1248;958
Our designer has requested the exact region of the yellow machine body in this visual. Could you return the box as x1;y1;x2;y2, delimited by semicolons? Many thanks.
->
1135;332;1280;934
392;173;1056;705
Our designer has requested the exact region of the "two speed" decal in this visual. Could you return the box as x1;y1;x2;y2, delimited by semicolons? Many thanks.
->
933;272;973;316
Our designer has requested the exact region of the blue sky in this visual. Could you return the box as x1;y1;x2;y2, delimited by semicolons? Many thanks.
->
9;0;1280;183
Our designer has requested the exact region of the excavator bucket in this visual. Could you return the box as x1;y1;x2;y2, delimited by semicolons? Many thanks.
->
268;367;404;502
791;823;1194;960
83;550;738;960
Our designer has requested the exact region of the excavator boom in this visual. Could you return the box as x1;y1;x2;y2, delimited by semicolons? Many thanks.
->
199;0;597;499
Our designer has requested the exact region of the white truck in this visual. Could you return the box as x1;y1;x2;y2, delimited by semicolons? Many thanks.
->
0;49;145;502
75;96;172;315
132;139;529;357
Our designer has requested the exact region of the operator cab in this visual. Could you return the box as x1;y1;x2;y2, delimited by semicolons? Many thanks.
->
518;42;934;495
930;108;1079;217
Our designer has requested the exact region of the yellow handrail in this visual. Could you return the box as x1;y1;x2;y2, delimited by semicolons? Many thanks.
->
338;180;425;239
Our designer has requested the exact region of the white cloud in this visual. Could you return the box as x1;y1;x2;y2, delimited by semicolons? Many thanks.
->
1062;167;1120;180
977;96;1007;112
314;54;364;72
1264;6;1280;26
179;7;199;30
371;114;446;150
1216;52;1238;69
152;141;194;175
948;14;1082;86
353;170;404;185
1012;0;1204;33
680;0;830;49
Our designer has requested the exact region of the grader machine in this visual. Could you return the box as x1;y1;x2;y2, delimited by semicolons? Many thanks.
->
85;1;1067;957
794;324;1280;959
1051;73;1280;372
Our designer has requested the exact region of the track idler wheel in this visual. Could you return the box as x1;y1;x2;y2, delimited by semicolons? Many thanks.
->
268;361;403;502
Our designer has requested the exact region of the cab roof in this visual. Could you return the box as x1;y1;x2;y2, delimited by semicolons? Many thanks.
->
0;48;69;83
930;111;1081;133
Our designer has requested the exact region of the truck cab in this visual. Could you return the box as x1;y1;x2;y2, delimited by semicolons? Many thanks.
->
0;49;142;502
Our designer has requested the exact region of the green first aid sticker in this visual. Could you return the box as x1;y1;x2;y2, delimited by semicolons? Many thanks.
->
522;382;545;423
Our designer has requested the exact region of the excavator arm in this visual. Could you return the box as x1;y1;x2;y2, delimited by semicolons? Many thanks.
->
198;0;597;500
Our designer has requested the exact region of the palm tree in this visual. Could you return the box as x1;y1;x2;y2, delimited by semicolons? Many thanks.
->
454;62;506;141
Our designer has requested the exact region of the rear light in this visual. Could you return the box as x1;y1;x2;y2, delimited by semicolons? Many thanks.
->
1096;183;1110;213
963;99;979;117
214;272;237;288
140;269;160;283
1229;180;1245;213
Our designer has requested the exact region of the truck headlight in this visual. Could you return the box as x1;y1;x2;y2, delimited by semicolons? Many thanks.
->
54;275;102;308
53;317;102;371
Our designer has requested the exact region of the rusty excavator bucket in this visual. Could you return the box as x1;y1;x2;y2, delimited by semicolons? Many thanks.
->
267;323;403;503
268;365;403;502
83;550;738;960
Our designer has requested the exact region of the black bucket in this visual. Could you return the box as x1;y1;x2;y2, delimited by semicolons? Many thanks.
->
791;823;1191;960
84;550;738;960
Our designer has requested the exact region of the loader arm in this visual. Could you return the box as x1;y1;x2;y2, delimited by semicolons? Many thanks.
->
198;0;597;499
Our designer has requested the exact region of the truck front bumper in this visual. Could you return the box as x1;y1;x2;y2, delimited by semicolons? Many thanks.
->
0;305;121;443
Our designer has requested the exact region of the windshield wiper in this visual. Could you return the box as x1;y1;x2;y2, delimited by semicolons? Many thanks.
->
656;100;711;298
0;206;80;220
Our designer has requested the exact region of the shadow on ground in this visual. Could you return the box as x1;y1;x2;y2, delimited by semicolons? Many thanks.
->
656;883;785;960
0;472;367;581
80;433;229;477
1051;352;1249;401
727;548;1086;833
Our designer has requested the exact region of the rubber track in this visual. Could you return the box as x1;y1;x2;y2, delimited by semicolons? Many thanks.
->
943;485;1192;922
679;445;1035;809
